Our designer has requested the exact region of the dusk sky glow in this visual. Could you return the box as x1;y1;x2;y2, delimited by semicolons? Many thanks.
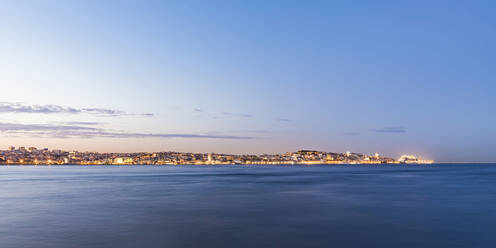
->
1;0;495;162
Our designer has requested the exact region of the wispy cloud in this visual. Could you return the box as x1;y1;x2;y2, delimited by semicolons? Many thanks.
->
225;129;272;134
195;109;253;119
0;102;80;114
221;112;254;118
104;133;252;139
62;121;102;126
0;122;252;139
241;130;271;134
0;102;154;117
344;132;360;136
0;123;98;132
369;126;406;133
276;118;292;122
80;108;125;116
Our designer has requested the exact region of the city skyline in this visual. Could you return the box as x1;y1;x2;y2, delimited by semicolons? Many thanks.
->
1;1;495;162
0;145;433;165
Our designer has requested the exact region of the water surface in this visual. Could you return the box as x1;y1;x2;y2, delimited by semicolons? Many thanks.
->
1;164;495;248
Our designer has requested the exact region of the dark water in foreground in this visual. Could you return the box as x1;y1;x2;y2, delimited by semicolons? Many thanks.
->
1;164;495;248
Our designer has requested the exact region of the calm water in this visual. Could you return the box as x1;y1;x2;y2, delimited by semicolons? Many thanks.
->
1;164;495;248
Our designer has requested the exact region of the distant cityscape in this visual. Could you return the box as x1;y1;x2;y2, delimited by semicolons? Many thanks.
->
0;146;433;165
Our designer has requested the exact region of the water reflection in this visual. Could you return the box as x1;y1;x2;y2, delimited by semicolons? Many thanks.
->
0;164;495;248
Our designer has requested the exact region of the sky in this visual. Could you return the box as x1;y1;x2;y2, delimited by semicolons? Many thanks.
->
0;0;495;162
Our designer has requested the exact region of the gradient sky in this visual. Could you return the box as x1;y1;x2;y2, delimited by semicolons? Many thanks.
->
0;0;495;162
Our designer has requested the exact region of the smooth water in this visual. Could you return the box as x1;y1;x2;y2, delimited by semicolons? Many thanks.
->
0;164;495;248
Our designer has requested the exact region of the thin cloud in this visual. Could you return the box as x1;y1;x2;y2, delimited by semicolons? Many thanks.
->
225;129;272;134
369;126;406;133
276;118;292;122
0;102;80;114
196;110;253;119
62;121;102;126
0;122;252;140
0;102;153;117
98;132;252;139
222;112;254;118
81;108;125;116
242;130;271;134
0;122;99;132
344;132;360;136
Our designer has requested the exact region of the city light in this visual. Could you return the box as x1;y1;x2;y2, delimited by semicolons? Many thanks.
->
0;147;433;165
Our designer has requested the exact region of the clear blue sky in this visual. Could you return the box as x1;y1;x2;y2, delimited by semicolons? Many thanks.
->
0;0;495;162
